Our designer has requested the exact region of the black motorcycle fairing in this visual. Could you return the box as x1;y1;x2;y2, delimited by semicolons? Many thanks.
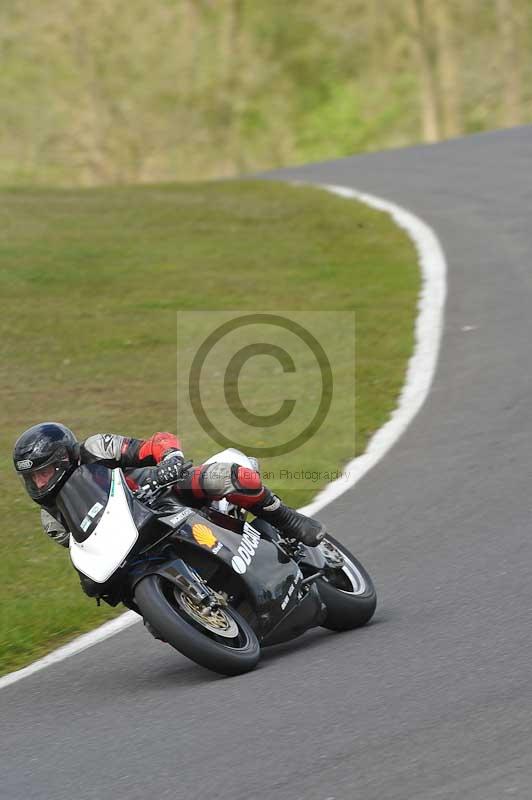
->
260;583;326;646
56;463;156;544
248;517;329;575
231;517;328;644
137;511;322;640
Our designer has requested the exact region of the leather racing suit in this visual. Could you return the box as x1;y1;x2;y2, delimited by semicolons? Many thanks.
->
41;432;325;549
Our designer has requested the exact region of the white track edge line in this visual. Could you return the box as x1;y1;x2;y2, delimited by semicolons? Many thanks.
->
0;612;139;690
0;182;447;691
299;182;447;516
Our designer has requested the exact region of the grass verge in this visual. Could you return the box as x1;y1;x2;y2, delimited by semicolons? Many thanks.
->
0;180;418;675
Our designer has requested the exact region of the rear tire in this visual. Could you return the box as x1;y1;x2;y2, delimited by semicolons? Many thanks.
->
135;574;260;676
317;536;377;631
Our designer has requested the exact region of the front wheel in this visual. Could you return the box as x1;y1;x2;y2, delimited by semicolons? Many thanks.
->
134;575;260;676
317;536;377;631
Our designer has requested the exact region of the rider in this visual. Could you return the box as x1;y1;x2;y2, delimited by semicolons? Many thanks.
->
13;422;326;553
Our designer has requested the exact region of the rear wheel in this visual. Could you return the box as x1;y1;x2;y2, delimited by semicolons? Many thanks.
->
134;574;260;676
317;536;377;631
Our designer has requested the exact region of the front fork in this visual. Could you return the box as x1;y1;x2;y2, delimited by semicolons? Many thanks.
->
130;556;225;614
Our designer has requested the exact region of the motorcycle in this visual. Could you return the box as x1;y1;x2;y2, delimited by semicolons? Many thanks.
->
55;449;377;676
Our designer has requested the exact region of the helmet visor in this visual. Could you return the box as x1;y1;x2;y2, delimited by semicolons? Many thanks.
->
18;449;72;500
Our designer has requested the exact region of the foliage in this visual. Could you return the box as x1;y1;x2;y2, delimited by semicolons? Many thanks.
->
0;0;530;187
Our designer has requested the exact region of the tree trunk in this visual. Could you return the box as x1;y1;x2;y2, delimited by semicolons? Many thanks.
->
408;0;441;142
495;0;523;126
434;0;462;137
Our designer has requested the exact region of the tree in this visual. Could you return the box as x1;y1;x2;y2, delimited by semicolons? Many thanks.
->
407;0;441;142
495;0;524;126
434;0;462;137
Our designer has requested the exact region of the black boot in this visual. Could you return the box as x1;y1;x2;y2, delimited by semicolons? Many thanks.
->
251;493;326;547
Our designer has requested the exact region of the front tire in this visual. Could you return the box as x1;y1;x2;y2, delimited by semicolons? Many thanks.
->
317;536;377;631
134;575;260;676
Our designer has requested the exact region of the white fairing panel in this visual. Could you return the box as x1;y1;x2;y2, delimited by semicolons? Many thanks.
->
69;470;139;583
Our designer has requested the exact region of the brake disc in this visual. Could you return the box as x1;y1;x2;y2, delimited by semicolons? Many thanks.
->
174;590;239;638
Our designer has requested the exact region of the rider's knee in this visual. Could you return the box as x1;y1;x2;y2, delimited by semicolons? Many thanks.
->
199;462;262;498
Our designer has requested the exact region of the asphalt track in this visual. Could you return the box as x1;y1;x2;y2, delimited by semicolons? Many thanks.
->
2;127;532;800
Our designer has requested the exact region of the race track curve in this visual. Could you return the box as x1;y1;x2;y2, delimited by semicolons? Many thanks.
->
3;127;532;800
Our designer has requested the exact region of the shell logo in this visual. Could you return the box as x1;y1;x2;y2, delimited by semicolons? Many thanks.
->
192;523;218;549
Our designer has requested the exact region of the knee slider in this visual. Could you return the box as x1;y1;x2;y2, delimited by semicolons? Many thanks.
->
232;465;263;495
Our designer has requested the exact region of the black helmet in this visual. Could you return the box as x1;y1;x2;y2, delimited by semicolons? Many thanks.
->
13;422;78;503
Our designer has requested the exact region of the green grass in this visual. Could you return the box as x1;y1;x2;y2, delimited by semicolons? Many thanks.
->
0;180;419;675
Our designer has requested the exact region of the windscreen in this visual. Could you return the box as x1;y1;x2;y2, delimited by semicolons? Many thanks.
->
55;464;112;542
56;463;156;543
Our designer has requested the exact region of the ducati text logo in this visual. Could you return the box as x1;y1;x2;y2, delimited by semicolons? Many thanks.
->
231;525;261;575
17;459;33;470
